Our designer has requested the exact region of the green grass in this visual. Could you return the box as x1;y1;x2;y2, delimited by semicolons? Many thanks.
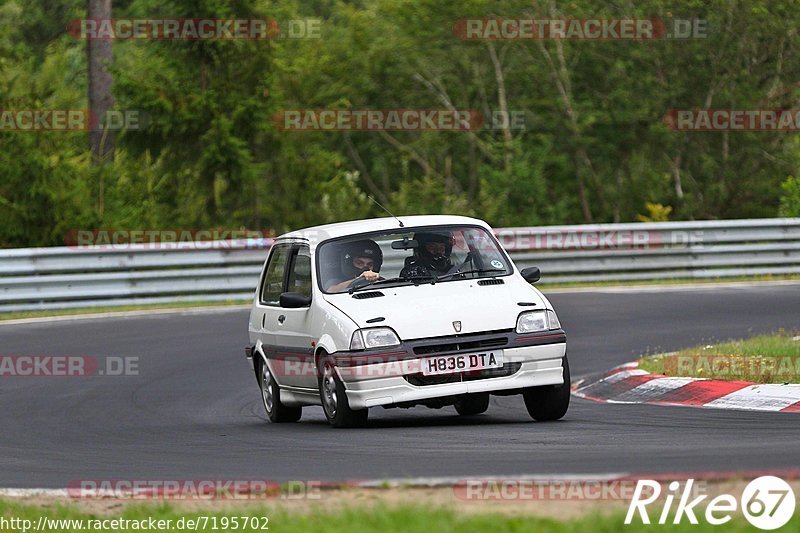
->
0;300;250;321
0;500;796;532
638;331;800;383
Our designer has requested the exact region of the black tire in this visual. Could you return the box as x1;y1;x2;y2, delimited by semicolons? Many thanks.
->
454;393;490;416
257;358;302;423
523;355;571;421
318;355;368;428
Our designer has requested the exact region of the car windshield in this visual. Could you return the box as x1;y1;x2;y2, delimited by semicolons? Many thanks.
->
318;225;511;294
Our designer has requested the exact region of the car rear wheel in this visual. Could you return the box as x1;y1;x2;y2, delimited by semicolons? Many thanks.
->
523;355;571;421
318;356;368;428
258;358;302;423
453;393;490;416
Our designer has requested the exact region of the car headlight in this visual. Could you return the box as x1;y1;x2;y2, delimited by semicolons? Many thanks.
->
516;310;561;333
350;327;401;350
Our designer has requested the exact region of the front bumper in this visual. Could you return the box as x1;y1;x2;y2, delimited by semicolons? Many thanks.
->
336;335;567;409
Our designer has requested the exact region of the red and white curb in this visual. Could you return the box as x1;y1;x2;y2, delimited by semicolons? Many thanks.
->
572;362;800;412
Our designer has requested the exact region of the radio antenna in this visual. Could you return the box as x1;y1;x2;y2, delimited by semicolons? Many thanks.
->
368;195;403;227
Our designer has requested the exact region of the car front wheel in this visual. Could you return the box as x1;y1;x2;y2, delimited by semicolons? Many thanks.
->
318;356;368;428
258;358;302;423
523;355;571;421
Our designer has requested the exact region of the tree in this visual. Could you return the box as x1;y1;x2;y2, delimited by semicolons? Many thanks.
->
87;0;114;165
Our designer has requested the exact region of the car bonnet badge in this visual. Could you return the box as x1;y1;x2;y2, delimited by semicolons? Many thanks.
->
453;321;462;332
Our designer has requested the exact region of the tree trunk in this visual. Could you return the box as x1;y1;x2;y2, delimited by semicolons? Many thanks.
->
487;42;513;173
88;0;115;165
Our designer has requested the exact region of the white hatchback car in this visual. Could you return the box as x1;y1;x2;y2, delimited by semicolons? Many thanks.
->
246;215;569;428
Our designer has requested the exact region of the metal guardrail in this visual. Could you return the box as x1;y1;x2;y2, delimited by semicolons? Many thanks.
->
1;218;799;312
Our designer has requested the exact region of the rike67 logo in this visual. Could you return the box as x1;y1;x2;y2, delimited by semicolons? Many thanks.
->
626;476;795;530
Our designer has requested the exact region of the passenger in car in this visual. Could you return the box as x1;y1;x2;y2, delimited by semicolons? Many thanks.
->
400;231;455;278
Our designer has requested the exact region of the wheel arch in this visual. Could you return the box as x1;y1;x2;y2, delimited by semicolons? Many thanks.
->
314;333;338;359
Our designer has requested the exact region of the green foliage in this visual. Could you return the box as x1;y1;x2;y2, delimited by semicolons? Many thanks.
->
390;174;474;217
317;171;374;223
2;0;800;246
637;203;673;223
779;176;800;217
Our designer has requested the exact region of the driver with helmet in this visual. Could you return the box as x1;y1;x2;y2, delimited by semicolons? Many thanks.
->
325;239;383;292
400;231;455;279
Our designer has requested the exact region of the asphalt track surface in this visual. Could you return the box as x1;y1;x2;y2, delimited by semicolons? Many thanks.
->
1;283;799;488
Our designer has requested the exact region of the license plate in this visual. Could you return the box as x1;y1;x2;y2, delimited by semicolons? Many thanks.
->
421;350;504;376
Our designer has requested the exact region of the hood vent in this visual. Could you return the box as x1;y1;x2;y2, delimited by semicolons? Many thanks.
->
352;291;385;299
477;278;504;286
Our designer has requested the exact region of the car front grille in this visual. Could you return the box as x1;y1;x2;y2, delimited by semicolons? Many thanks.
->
412;331;510;356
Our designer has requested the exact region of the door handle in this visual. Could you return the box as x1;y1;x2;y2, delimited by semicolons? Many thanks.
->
277;314;286;324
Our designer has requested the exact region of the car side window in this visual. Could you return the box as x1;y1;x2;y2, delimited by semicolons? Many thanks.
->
286;246;312;299
260;244;291;305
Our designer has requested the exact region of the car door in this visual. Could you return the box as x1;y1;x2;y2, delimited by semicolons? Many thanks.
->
253;243;292;380
273;244;316;389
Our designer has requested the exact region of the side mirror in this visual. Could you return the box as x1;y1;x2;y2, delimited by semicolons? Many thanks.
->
279;292;311;308
521;266;541;283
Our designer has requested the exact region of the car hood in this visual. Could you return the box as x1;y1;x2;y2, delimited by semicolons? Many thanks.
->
322;277;547;340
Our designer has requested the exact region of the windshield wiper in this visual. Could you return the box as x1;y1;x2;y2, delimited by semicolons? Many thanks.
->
349;274;435;294
436;268;505;281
